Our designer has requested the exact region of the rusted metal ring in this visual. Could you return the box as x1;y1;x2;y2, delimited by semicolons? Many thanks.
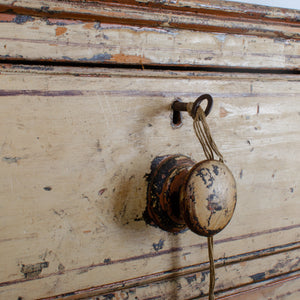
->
171;94;213;128
190;94;213;119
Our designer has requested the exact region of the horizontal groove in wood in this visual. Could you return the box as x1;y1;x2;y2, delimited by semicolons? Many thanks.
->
1;226;300;289
0;59;300;75
2;63;300;78
216;270;300;299
42;249;300;299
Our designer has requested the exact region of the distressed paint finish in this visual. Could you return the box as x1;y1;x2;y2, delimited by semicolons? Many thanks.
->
0;2;299;299
0;65;299;299
183;160;237;237
0;0;299;39
146;156;237;236
87;270;300;300
145;155;194;233
0;13;299;69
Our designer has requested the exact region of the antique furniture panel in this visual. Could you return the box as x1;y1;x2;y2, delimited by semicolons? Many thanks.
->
0;66;299;299
0;0;299;299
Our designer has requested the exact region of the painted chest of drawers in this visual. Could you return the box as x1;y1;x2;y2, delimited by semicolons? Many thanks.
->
0;1;299;299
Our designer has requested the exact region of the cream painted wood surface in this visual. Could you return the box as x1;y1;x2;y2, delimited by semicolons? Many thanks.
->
0;65;299;299
87;270;300;300
217;272;300;300
0;0;299;40
0;13;299;69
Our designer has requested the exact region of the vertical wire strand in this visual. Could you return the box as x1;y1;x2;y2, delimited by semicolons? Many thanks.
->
208;236;215;300
187;102;222;299
189;104;221;299
193;106;223;162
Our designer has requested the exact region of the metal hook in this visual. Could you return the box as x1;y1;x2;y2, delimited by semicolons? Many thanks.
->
171;94;213;128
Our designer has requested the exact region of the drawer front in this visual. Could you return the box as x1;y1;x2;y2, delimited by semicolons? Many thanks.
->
0;0;299;70
0;65;299;299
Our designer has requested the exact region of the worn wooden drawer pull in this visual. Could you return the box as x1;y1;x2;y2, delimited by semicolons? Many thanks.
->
145;94;237;299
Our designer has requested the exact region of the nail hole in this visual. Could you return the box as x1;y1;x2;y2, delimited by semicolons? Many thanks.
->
44;186;52;191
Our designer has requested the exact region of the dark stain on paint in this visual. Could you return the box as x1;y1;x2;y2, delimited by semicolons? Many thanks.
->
2;156;22;164
153;239;164;251
0;89;83;97
96;139;102;152
102;294;114;300
250;272;265;282
185;274;197;284
43;186;52;191
58;263;65;273
14;15;34;24
104;258;112;264
196;167;214;188
98;188;107;196
20;262;49;279
79;53;112;62
239;169;243;179
212;164;219;176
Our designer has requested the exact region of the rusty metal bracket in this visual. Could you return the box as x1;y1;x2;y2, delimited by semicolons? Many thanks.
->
171;94;213;128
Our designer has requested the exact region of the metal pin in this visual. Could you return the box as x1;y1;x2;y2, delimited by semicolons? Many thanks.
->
171;94;213;128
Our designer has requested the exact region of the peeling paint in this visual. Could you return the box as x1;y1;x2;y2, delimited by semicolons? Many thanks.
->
239;169;243;179
104;258;112;264
0;14;15;22
2;156;22;164
62;56;72;61
185;274;197;284
47;18;82;26
83;23;94;29
79;53;112;62
96;139;102;152
220;107;229;118
14;15;34;25
98;188;107;196
250;272;265;282
43;186;52;191
215;33;226;43
153;239;164;251
111;53;151;64
58;263;65;273
56;26;67;36
20;262;49;279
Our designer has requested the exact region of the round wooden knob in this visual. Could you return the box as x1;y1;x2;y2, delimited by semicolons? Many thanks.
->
182;160;237;237
145;155;237;236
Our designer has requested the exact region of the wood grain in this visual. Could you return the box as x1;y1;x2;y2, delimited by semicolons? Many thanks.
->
0;0;299;39
75;252;300;299
217;272;300;300
0;13;299;70
0;65;299;299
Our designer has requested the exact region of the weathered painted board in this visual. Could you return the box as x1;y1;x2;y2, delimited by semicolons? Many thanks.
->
0;65;299;299
0;13;299;69
85;267;300;300
218;274;300;300
0;0;299;40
